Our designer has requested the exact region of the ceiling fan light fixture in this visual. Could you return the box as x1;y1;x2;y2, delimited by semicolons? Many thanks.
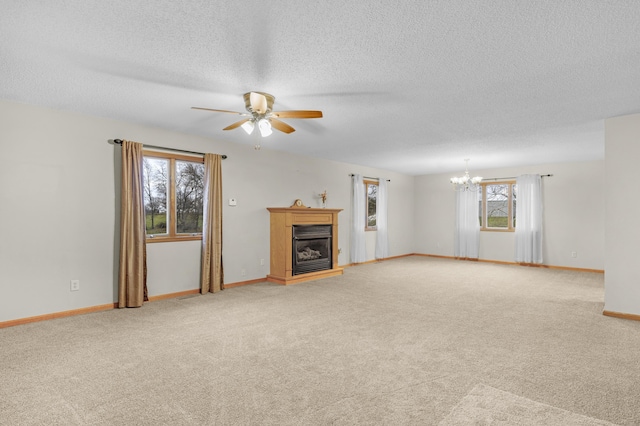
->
258;118;272;137
241;120;255;135
192;92;322;136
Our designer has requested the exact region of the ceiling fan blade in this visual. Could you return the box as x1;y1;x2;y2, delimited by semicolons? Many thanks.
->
272;110;323;119
249;92;268;114
223;118;250;131
192;107;246;115
270;118;296;134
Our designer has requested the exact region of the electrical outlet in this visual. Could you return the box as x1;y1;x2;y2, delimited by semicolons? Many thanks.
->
70;280;80;291
260;259;265;266
241;269;246;276
571;251;577;258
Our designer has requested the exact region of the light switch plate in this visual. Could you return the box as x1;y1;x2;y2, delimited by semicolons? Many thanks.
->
229;198;237;206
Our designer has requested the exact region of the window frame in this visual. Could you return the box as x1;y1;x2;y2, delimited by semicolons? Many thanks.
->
364;179;378;231
479;180;516;232
142;150;205;243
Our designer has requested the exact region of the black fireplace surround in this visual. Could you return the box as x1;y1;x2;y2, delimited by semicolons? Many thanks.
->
292;225;332;275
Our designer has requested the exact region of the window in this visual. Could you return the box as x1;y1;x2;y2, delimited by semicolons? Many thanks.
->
479;181;517;231
142;151;205;242
365;179;378;230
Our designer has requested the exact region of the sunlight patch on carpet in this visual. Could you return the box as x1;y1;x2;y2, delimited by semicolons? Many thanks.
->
439;384;618;426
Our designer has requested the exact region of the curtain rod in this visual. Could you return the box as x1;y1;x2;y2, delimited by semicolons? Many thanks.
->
112;139;227;159
482;174;553;181
348;174;391;182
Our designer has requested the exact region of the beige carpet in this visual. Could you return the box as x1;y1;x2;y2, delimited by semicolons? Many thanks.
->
1;256;639;425
439;384;617;425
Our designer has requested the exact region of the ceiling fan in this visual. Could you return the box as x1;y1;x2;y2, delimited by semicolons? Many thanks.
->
192;92;323;137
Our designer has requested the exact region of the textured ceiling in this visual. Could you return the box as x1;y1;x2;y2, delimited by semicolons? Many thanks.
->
2;1;640;175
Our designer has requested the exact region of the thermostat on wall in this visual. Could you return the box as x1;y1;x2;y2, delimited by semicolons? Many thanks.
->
229;198;237;206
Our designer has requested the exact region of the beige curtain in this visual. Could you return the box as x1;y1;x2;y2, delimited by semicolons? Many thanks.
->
201;153;224;293
118;140;148;307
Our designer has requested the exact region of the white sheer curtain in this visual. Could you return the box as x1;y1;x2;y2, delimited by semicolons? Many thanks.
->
375;178;388;259
454;187;480;259
515;174;543;264
350;174;367;263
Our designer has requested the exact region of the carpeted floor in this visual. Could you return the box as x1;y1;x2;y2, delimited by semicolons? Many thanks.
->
1;256;638;425
439;384;617;425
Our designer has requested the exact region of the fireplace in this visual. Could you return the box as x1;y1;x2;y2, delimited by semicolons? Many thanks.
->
266;207;343;285
292;225;332;275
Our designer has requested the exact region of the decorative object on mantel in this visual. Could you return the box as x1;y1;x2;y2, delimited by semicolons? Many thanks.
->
450;159;482;191
319;190;327;208
290;199;306;208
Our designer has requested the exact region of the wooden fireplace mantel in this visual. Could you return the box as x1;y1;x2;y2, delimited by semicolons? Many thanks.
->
266;207;343;285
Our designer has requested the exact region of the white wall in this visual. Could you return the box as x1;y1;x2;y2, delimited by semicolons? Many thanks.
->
1;98;613;323
220;147;414;282
604;112;640;316
414;161;605;270
0;100;415;322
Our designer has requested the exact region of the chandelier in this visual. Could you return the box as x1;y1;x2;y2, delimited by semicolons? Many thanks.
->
450;159;482;191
